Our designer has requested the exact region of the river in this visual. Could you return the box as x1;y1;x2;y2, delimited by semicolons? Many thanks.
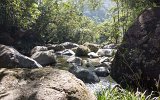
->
53;55;117;93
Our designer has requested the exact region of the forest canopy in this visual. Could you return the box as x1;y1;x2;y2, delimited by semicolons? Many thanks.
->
0;0;157;44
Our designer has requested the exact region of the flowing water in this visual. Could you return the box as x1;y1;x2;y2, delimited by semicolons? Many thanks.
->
53;55;117;93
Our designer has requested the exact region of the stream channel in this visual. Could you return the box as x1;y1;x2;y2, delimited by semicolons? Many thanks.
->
53;55;117;93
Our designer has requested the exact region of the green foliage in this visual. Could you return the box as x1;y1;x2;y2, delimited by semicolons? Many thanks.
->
95;0;155;44
0;0;156;44
33;0;99;44
0;0;102;44
96;86;160;100
0;0;40;29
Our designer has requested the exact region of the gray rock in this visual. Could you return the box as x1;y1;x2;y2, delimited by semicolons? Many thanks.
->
97;49;116;57
67;57;82;66
69;64;100;83
88;52;99;58
83;59;95;68
31;50;56;66
56;49;75;56
31;46;48;55
0;44;42;68
84;58;101;67
48;44;65;52
95;62;111;69
103;44;118;49
0;67;96;100
99;57;113;63
94;67;110;77
61;42;79;49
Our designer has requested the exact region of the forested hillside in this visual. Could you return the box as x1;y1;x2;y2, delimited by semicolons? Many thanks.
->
83;0;115;22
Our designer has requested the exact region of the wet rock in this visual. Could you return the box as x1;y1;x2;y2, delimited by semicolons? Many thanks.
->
31;50;56;66
67;57;82;66
111;7;160;91
0;67;96;100
103;44;118;49
0;44;42;68
61;42;79;49
31;46;48;55
76;45;90;57
88;52;99;58
69;64;100;83
94;67;110;77
99;57;113;63
83;43;99;52
95;62;111;69
56;49;75;56
97;49;116;57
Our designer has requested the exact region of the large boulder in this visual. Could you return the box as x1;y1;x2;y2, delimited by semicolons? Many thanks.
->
97;49;116;57
88;52;99;58
76;45;91;57
94;67;110;77
47;44;65;52
103;44;118;49
0;67;96;100
31;46;48;55
83;43;99;52
56;49;75;56
84;58;101;67
69;64;100;83
111;7;160;91
0;44;42;68
31;50;56;66
61;42;79;49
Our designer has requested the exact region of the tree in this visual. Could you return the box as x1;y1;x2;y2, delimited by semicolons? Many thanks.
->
33;0;100;44
99;0;155;44
0;0;40;30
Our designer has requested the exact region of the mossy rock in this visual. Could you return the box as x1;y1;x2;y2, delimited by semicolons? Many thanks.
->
76;45;91;57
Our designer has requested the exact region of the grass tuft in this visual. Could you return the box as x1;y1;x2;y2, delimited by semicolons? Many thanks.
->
96;85;160;100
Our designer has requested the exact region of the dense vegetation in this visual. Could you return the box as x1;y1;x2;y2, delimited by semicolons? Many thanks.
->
0;0;157;44
0;0;102;44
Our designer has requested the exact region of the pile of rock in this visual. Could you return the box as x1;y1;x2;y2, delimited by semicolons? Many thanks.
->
0;41;118;91
0;42;102;100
